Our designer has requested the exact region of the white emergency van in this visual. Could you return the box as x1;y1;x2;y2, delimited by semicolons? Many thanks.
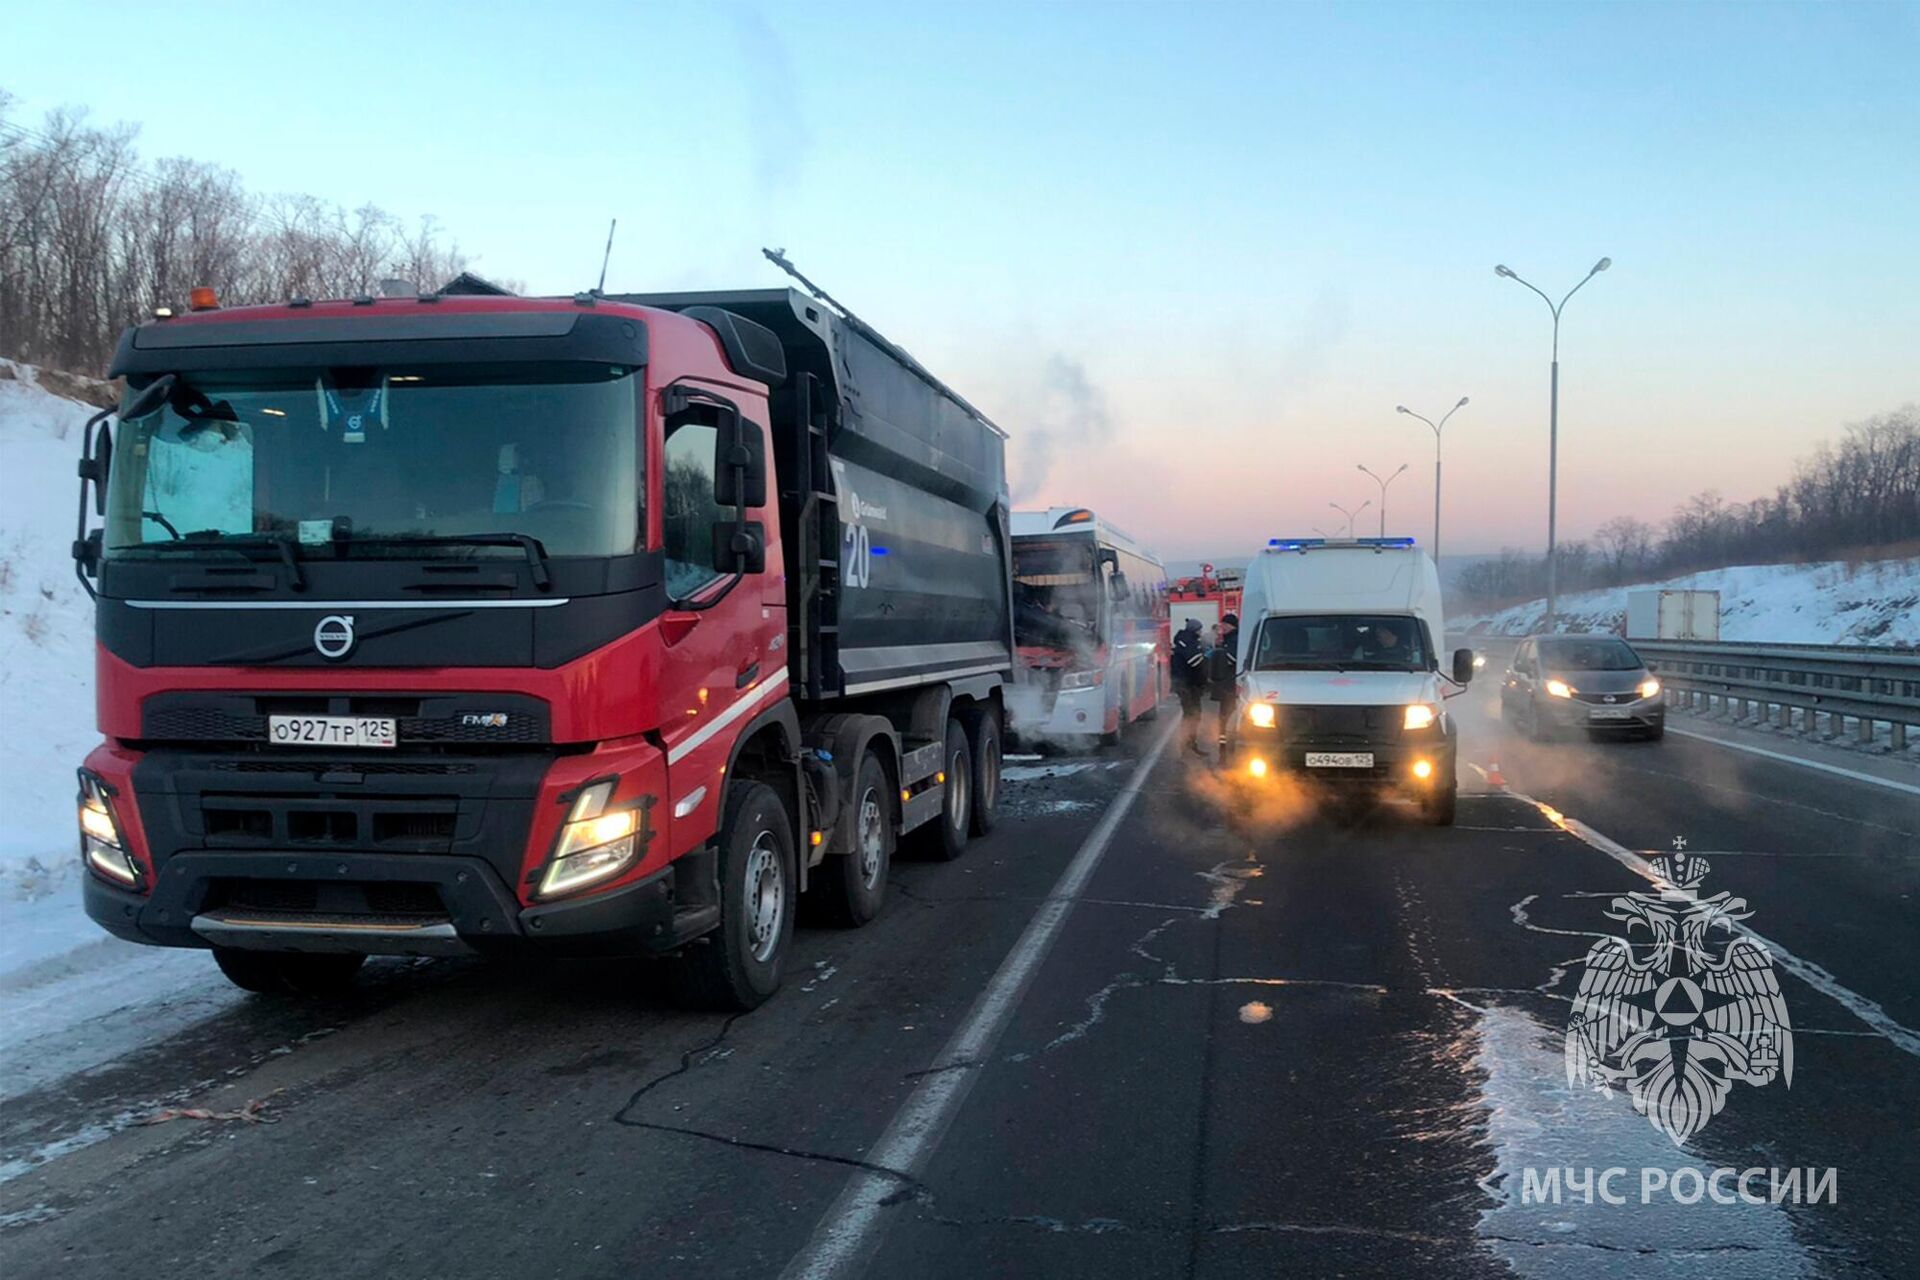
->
1232;537;1476;824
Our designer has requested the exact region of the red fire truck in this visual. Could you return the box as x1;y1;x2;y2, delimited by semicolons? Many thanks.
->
71;285;1014;1009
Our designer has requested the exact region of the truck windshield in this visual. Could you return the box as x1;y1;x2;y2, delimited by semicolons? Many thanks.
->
1013;537;1102;647
102;363;640;560
1540;637;1642;671
1252;614;1430;672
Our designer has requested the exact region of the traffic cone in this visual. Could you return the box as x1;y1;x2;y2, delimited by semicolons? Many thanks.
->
1484;760;1507;789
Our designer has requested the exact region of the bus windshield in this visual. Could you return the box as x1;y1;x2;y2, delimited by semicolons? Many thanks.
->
1013;537;1103;648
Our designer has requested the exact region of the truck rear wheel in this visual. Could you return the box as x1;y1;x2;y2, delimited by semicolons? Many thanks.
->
809;750;892;927
666;780;795;1011
918;720;972;861
968;708;1002;836
213;948;365;997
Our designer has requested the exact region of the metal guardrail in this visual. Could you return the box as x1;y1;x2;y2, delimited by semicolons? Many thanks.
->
1628;640;1920;751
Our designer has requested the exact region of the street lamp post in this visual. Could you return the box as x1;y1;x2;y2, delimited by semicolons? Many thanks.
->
1496;257;1611;632
1328;500;1370;537
1396;398;1469;564
1356;463;1408;536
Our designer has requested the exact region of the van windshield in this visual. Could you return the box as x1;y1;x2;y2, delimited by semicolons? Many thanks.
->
1252;614;1430;672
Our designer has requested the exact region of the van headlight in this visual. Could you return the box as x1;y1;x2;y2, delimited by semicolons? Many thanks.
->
77;771;140;886
1403;703;1438;731
1545;679;1574;699
1638;678;1661;699
1248;702;1276;728
540;780;640;899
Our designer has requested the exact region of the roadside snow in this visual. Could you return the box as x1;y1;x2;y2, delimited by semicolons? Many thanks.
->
1453;558;1920;646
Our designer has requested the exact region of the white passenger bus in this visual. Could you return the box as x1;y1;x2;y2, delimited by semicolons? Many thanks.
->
1008;507;1170;744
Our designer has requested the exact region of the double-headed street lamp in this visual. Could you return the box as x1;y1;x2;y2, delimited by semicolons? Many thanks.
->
1496;256;1611;631
1328;499;1370;537
1356;463;1408;537
1396;398;1469;563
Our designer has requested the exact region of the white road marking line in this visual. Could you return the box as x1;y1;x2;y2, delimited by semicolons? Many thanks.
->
777;718;1179;1280
1664;725;1920;797
1508;786;1920;1060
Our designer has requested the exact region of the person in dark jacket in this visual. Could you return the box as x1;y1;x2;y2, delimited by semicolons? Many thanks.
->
1170;617;1209;753
1208;614;1241;752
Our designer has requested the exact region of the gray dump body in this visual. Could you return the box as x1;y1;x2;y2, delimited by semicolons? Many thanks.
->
615;289;1015;702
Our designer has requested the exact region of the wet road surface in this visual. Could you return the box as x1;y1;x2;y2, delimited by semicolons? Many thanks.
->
3;675;1915;1278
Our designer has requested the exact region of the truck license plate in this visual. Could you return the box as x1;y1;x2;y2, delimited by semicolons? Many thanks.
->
268;715;397;748
1589;707;1633;721
1305;752;1374;768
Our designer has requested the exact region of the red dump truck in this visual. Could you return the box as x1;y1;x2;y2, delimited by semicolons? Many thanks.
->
71;285;1013;1008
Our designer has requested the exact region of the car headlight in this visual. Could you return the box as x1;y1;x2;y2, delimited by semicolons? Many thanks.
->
77;771;140;886
1544;679;1574;699
1248;702;1277;728
539;780;641;899
1638;678;1661;699
1403;703;1438;731
1059;669;1103;690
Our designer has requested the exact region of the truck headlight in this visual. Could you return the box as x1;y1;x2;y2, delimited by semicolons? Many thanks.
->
1059;669;1103;690
1403;703;1438;731
540;780;640;899
1638;678;1661;699
1545;679;1574;699
1248;702;1276;728
77;771;139;886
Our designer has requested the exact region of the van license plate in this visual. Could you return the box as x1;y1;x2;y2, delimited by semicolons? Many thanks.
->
268;715;397;748
1589;707;1633;721
1305;752;1374;768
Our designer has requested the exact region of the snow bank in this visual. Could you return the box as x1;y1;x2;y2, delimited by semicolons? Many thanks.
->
1453;558;1920;646
0;360;100;867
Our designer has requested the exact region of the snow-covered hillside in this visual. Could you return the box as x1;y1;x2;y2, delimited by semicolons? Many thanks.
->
1453;557;1920;646
0;360;102;867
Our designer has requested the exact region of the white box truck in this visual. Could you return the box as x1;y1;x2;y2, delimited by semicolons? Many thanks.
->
1625;589;1720;641
1232;537;1476;824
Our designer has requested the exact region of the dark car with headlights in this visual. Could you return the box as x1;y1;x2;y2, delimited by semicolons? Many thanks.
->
1500;634;1665;741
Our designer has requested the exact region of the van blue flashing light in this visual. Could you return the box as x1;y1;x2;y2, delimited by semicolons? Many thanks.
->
1265;536;1417;552
1267;537;1327;550
1357;537;1417;548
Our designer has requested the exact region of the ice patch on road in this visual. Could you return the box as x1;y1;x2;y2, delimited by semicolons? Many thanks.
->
1469;1004;1810;1278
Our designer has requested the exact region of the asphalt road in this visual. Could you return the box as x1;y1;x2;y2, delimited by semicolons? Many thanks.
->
4;674;1916;1279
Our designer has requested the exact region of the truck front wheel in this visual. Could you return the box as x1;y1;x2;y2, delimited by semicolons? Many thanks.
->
213;949;365;997
668;780;795;1011
809;750;892;928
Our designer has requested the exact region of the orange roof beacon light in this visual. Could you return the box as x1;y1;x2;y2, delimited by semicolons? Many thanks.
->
188;286;220;312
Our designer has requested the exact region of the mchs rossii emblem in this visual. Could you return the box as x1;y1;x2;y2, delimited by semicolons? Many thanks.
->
1566;852;1792;1145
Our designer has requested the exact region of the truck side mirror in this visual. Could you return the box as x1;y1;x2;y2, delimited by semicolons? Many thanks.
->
1452;648;1475;685
713;405;768;509
73;528;103;578
711;520;766;575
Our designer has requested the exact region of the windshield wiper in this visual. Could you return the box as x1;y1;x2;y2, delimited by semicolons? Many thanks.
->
339;533;552;591
112;531;306;592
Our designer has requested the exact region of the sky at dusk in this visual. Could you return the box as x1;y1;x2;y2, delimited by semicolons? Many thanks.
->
6;1;1915;560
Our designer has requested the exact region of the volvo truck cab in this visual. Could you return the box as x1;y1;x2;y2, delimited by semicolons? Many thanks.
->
1232;538;1474;824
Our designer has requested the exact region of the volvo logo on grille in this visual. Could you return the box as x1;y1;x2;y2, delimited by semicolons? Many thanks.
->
313;614;357;660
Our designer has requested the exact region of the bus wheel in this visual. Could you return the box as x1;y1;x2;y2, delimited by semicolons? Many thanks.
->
918;720;971;861
809;749;892;927
968;708;1002;837
668;781;794;1010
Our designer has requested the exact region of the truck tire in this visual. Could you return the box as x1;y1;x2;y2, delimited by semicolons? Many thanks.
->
666;781;795;1011
809;750;892;928
968;708;1002;837
918;719;972;861
213;948;365;997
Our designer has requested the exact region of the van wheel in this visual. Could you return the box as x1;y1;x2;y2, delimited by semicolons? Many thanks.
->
918;720;971;861
969;709;1002;837
809;750;892;927
667;781;794;1011
213;949;365;997
1421;776;1458;826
